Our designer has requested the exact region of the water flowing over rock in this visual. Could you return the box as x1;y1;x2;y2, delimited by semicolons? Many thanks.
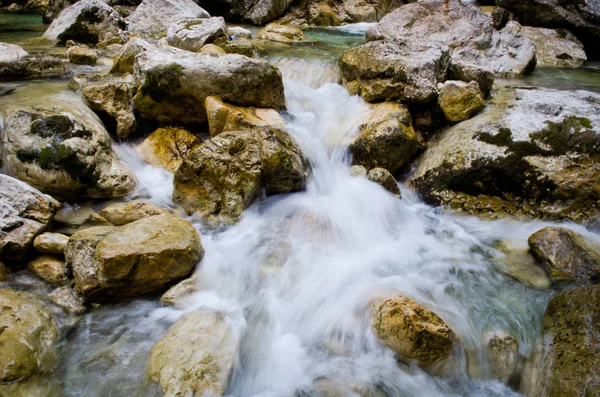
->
148;310;240;397
198;0;293;25
82;81;137;139
159;276;199;307
532;285;600;397
173;127;309;225
257;23;308;43
520;27;587;68
437;80;485;122
133;47;285;126
366;168;401;197
0;175;60;261
372;294;456;365
42;0;125;45
205;95;285;137
65;214;204;302
485;332;524;389
349;102;420;174
410;87;600;222
110;37;152;74
166;17;227;52
1;105;136;200
496;0;600;58
0;289;59;383
127;0;210;39
137;127;201;172
97;200;167;225
528;227;600;283
33;233;69;255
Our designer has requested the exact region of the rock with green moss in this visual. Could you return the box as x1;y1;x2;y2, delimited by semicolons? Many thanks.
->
534;285;600;397
42;0;125;45
65;214;204;302
0;289;59;383
1;103;136;199
438;80;485;122
339;40;450;104
82;81;137;138
410;86;600;222
528;227;600;283
0;175;60;261
349;102;420;174
133;47;285;126
173;127;309;225
148;310;239;397
372;294;456;365
128;0;210;39
166;17;227;52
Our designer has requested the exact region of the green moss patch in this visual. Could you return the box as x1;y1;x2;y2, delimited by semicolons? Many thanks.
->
141;64;184;102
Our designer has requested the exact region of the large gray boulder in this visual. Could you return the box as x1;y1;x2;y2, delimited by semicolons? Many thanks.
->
410;86;600;222
1;101;136;200
133;47;285;126
128;0;210;39
496;0;600;58
199;0;293;25
173;127;309;225
65;214;204;302
42;0;125;45
520;26;587;68
166;17;227;52
0;175;60;261
0;43;28;63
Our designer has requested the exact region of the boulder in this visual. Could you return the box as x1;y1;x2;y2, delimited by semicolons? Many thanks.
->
257;23;307;43
520;27;587;68
200;43;226;54
133;47;285;126
437;80;485;123
349;102;420;174
198;0;292;25
0;175;60;261
66;46;97;65
128;0;210;39
65;214;203;302
33;233;69;255
82;81;137;139
148;310;239;397
227;26;252;40
0;53;64;82
159;276;199;307
1;104;136;200
166;17;227;52
0;43;28;63
410;87;600;222
138;127;201;172
367;168;401;197
339;40;450;104
485;332;524;389
536;285;600;397
0;289;59;382
27;255;69;284
97;200;167;225
496;0;600;58
205;95;285;138
528;227;600;283
492;240;551;289
173;127;309;225
372;294;455;365
42;0;125;45
110;37;152;74
48;286;86;315
212;36;257;57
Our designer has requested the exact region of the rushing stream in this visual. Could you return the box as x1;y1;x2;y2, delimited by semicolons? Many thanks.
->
2;15;600;397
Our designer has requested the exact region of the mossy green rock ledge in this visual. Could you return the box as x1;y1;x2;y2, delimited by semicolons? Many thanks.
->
65;214;204;302
535;285;600;397
410;86;600;222
1;103;136;200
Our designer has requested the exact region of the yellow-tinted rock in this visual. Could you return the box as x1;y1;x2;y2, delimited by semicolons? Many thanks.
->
367;167;401;197
438;80;485;122
372;294;455;364
98;201;167;226
199;44;226;54
33;232;69;255
205;95;285;138
257;23;308;43
138;127;201;172
0;289;59;382
66;46;97;65
160;276;199;308
27;255;69;284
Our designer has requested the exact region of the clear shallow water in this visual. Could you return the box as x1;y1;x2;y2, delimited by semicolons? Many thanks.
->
2;22;600;397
